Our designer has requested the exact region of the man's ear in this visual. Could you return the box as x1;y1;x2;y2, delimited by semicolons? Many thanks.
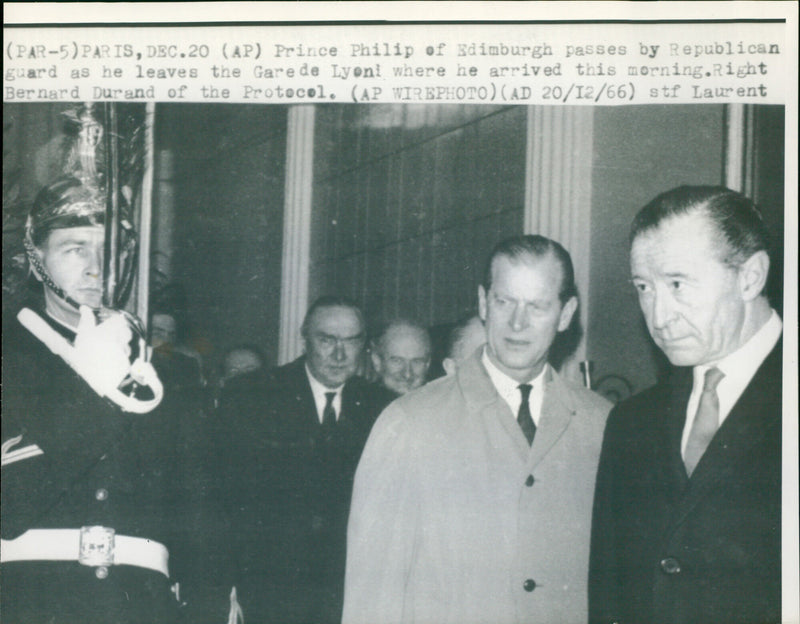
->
442;357;456;376
738;250;770;302
478;285;488;322
557;296;578;332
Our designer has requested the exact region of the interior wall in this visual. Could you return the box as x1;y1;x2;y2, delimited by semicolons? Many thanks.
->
587;105;726;396
156;104;287;369
752;105;785;314
310;104;527;333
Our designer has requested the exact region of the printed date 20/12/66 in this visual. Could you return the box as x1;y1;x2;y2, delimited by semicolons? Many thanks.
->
540;83;634;102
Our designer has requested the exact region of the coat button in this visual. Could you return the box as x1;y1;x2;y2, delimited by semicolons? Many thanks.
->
660;557;681;574
95;488;109;501
525;475;535;487
523;578;537;592
95;566;109;579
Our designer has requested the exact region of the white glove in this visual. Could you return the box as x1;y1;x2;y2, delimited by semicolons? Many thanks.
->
18;307;164;414
72;305;133;395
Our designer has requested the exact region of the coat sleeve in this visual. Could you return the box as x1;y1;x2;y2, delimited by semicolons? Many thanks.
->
342;402;419;624
588;405;623;624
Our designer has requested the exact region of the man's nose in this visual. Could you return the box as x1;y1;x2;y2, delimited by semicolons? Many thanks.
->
401;361;414;380
651;288;677;329
509;302;528;331
85;247;103;278
332;340;347;361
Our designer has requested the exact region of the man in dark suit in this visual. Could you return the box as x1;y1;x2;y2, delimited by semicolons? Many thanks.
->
589;186;782;624
221;295;394;624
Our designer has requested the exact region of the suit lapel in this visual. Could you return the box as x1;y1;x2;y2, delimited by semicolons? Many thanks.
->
669;341;782;529
661;369;693;496
340;382;361;426
338;382;367;439
289;358;322;431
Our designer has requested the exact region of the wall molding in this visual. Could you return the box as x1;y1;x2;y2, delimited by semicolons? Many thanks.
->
278;105;316;364
724;104;756;196
524;106;594;382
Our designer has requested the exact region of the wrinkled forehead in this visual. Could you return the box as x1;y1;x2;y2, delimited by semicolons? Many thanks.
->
308;305;364;335
631;212;725;266
382;326;431;356
40;224;105;249
489;251;564;293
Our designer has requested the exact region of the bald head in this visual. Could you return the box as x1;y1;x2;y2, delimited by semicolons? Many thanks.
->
371;319;432;395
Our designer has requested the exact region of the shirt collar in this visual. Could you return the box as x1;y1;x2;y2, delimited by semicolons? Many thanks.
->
305;363;345;421
481;347;548;418
683;310;781;453
696;309;782;386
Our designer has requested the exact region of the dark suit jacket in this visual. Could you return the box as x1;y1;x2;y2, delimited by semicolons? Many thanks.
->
217;356;395;624
589;341;782;624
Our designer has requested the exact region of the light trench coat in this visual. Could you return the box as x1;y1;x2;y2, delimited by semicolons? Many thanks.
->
343;350;611;624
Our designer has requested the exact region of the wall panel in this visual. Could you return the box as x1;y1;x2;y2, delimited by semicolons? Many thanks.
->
588;105;725;395
310;104;526;335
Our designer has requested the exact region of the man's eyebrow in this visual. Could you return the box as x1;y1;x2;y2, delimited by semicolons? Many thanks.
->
316;331;364;340
52;237;91;248
630;271;693;281
663;271;694;280
493;292;550;305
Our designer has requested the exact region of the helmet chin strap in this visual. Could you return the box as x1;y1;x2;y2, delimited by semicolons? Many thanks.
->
24;237;88;313
23;237;163;413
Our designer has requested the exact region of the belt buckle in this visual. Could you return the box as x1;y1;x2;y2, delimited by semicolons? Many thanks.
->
79;526;115;567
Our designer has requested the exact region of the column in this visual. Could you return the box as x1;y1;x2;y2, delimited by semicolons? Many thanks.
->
135;102;156;324
723;104;756;196
523;106;594;382
278;105;316;364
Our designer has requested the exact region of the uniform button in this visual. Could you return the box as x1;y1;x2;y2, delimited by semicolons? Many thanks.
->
95;566;109;579
523;578;537;592
95;488;109;501
660;557;681;574
525;474;535;487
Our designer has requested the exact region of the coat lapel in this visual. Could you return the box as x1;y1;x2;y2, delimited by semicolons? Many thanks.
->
458;353;531;462
529;367;575;468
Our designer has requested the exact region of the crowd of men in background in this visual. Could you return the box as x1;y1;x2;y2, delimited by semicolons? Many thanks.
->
2;181;784;624
153;299;485;415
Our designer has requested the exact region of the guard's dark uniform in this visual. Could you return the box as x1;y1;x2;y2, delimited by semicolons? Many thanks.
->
1;308;211;624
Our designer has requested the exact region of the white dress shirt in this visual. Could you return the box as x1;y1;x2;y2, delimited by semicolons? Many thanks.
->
481;347;547;426
682;310;782;456
305;364;343;423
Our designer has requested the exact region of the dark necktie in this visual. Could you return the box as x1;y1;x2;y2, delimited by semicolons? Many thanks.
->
684;367;725;477
322;392;337;428
517;383;536;445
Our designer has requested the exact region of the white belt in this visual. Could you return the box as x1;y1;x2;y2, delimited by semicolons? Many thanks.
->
0;527;169;577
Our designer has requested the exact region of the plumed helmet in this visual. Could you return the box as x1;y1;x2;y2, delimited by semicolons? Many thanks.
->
26;176;105;248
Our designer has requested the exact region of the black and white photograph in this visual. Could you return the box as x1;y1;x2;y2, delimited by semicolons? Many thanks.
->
2;4;797;624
